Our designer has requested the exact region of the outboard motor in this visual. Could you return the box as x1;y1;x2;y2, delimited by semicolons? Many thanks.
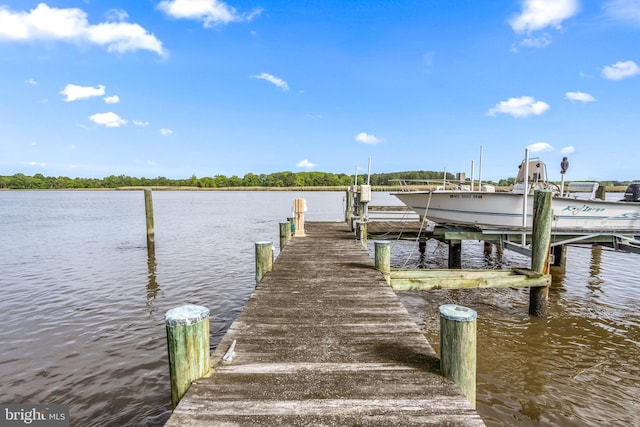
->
623;183;640;202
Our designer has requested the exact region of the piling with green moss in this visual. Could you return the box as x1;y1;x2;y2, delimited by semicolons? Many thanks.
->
255;241;273;284
165;305;210;409
439;304;477;408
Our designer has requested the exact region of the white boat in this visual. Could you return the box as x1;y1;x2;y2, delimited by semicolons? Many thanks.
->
393;159;640;233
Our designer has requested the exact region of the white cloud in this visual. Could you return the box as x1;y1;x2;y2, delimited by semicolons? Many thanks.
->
133;120;150;127
565;91;596;102
157;0;262;27
89;112;127;127
561;146;575;154
160;128;173;136
296;159;317;169
518;34;552;49
253;73;289;91
527;142;553;152
0;3;166;56
61;84;105;102
25;78;37;85
25;161;47;167
355;132;384;144
105;9;129;22
603;0;640;23
87;22;166;56
602;60;640;80
104;95;120;104
487;96;550;117
510;0;579;33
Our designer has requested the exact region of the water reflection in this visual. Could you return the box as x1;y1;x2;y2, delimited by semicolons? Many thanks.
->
550;263;566;287
146;244;160;314
587;245;604;294
589;245;602;277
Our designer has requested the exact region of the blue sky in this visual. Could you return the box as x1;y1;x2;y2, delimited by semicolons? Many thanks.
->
1;0;639;182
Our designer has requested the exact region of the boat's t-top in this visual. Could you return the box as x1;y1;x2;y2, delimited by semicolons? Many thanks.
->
513;158;559;194
516;158;547;184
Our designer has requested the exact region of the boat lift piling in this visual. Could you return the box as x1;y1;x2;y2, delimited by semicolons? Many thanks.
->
348;183;371;246
344;188;353;225
529;190;553;316
448;239;462;269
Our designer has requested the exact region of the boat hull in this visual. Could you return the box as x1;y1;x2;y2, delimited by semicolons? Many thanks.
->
393;191;640;232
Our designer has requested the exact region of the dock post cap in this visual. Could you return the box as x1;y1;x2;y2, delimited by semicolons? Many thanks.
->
255;241;273;246
439;304;477;322
374;240;391;246
165;304;210;327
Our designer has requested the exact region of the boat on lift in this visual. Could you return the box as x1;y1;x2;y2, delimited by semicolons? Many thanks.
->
393;158;640;233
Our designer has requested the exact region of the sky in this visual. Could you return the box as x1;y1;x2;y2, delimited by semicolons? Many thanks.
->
1;0;639;182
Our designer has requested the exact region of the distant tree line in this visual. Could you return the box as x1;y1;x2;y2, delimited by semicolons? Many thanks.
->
1;172;634;190
0;172;352;189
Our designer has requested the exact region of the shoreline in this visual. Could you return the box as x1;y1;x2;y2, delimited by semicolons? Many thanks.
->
0;185;628;192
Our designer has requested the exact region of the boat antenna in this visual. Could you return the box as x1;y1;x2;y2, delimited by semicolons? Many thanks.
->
367;157;371;186
522;148;529;246
478;145;483;190
471;160;475;191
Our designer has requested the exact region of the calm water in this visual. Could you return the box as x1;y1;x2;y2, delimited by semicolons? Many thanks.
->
1;191;638;426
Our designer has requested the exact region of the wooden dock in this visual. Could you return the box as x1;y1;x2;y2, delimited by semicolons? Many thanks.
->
165;221;485;426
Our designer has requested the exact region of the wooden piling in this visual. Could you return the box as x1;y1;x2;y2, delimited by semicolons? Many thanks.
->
439;304;477;408
483;241;492;255
374;240;391;283
357;221;368;247
279;222;290;250
448;240;462;269
345;189;353;224
419;238;426;254
552;245;567;268
165;304;211;409
529;190;553;316
255;241;273;284
356;190;365;226
144;189;155;248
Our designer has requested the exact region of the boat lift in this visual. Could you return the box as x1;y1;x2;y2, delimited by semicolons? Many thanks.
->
438;226;640;265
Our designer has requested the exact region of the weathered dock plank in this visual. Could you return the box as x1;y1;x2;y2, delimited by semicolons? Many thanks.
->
165;221;485;426
389;268;550;290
